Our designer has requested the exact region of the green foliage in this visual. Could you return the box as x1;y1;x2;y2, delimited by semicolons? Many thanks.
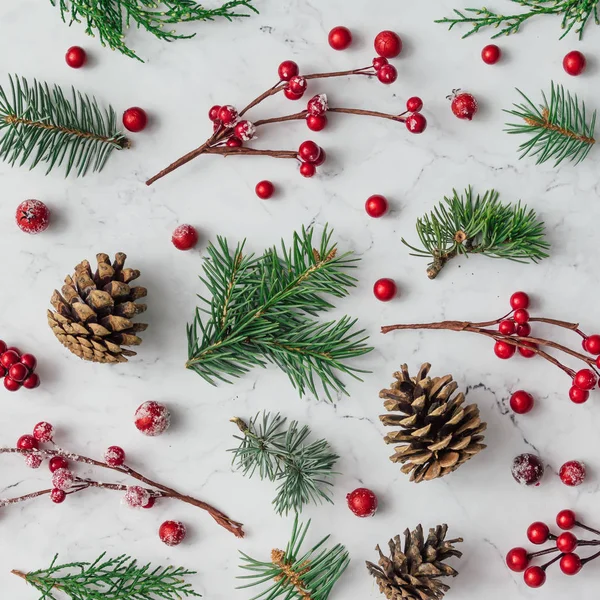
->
0;75;127;177
14;553;201;600
230;412;338;515
50;0;258;61
238;516;349;600
186;226;372;401
435;1;599;40
402;188;549;279
505;82;596;166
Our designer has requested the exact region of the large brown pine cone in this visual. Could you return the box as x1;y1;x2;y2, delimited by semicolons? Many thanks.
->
379;363;486;482
47;253;147;364
366;524;463;600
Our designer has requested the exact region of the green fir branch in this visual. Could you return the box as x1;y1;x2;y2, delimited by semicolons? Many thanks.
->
435;1;600;40
50;0;258;61
186;226;373;401
505;82;596;166
230;412;339;515
402;187;549;279
12;553;201;600
0;75;128;177
238;516;349;600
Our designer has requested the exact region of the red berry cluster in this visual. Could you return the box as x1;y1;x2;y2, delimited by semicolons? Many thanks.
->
16;422;54;471
494;291;535;360
297;140;325;177
371;30;402;84
506;510;600;587
0;341;39;392
511;454;586;488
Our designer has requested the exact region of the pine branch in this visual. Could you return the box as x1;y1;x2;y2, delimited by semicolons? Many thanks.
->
230;413;339;515
50;0;258;62
186;226;373;401
505;82;596;166
402;187;550;279
12;553;201;600
238;516;349;600
0;75;128;177
435;1;600;40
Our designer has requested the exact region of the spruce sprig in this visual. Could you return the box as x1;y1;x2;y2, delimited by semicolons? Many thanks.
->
0;75;128;177
505;82;596;166
230;412;339;515
402;188;549;279
435;1;600;40
238;516;349;600
186;226;372;401
50;0;258;62
12;553;201;600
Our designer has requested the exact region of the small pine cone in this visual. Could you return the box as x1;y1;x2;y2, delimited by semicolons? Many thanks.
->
379;363;486;482
366;524;463;600
47;253;148;364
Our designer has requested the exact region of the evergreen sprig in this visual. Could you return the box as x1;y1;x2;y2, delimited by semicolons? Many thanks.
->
12;553;201;600
230;412;339;515
0;75;128;177
186;226;372;401
435;1;600;40
402;187;550;279
238;516;349;600
505;82;596;166
50;0;258;62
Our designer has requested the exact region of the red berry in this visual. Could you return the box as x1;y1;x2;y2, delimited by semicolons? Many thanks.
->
105;446;126;467
50;488;66;503
306;115;327;131
283;87;304;101
583;335;600;354
517;342;537;358
557;531;578;553
287;76;307;95
143;496;156;509
233;120;256;142
510;390;534;414
122;107;148;133
372;56;389;71
20;353;37;371
6;347;21;356
65;46;86;68
0;340;5;354
365;195;388;218
52;468;75;491
527;522;550;545
328;26;352;51
0;365;5;378
134;401;171;436
524;566;546;588
17;434;38;450
405;113;427;134
4;377;21;392
299;162;316;178
559;460;586;487
22;373;40;389
298;140;321;163
159;520;187;546
557;509;577;530
511;453;544;486
406;96;423;113
513;309;529;325
312;150;326;167
374;30;402;58
516;323;531;337
574;368;597;391
124;485;151;508
171;224;198;251
306;94;328;117
49;456;69;473
16;199;50;234
494;340;516;359
510;291;530;310
33;422;54;443
499;320;516;335
481;44;501;64
217;105;238;127
255;180;275;200
450;91;478;120
563;50;586;76
208;105;221;122
25;454;42;469
346;487;378;517
377;64;398;84
506;547;529;572
373;278;397;302
1;350;20;368
9;363;28;383
569;385;589;404
226;137;243;148
278;60;299;81
560;553;582;576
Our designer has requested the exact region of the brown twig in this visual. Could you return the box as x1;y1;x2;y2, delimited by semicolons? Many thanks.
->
525;108;595;145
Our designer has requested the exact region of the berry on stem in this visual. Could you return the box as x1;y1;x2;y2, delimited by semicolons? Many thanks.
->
516;323;531;337
494;340;516;359
559;460;586;487
105;446;126;467
574;369;597;391
510;291;530;310
346;487;378;517
560;553;582;575
255;180;275;200
278;60;299;81
583;335;600;355
524;566;546;588
405;113;427;134
9;363;29;383
134;401;171;436
557;509;577;530
226;137;242;148
172;224;198;251
365;195;388;218
312;150;326;167
510;390;534;414
20;353;37;370
50;488;66;503
298;141;321;163
208;105;221;122
217;105;238;127
377;64;397;84
25;454;43;469
234;120;256;142
4;377;21;392
122;107;148;133
299;162;316;178
307;94;328;117
511;453;544;486
22;373;40;389
1;350;21;369
16;199;50;234
506;547;529;572
373;278;397;302
65;46;87;69
306;114;327;131
406;97;423;113
52;468;75;491
499;320;516;335
374;31;402;58
563;51;586;76
124;485;151;508
372;57;389;71
288;76;307;95
557;531;578;553
569;386;589;404
513;309;529;325
481;44;501;64
159;520;187;546
517;341;537;358
527;522;550;545
17;435;38;450
49;456;69;473
33;422;54;443
328;26;352;51
284;87;304;101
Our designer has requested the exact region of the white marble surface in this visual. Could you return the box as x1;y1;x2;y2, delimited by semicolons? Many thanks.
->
1;0;600;598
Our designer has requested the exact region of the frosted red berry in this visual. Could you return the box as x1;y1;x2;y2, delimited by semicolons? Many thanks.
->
278;60;299;81
372;57;388;71
574;368;597;391
208;105;221;122
583;335;600;355
510;390;534;414
65;46;87;68
25;454;43;469
365;195;388;218
124;485;151;508
122;107;148;133
171;224;198;251
557;531;578;553
377;64;398;84
33;422;54;443
499;320;516;335
52;468;75;491
50;488;66;503
346;487;378;517
494;340;516;359
159;520;187;546
557;509;577;530
506;547;529;572
510;291;530;310
255;180;275;200
306;115;327;131
284;87;304;101
328;26;352;51
9;362;28;383
406;97;423;113
450;91;478;120
217;105;238;127
524;566;546;588
16;200;50;234
405;113;427;134
563;51;586;76
20;354;37;370
374;30;402;58
513;309;529;325
233;120;256;142
105;446;126;467
17;435;38;450
143;496;156;509
559;460;586;487
481;44;501;65
373;278;397;302
134;401;171;436
307;94;328;117
299;162;316;177
560;553;582;576
49;456;69;473
298;141;321;163
527;522;550;545
512;453;544;486
22;373;40;389
287;76;307;95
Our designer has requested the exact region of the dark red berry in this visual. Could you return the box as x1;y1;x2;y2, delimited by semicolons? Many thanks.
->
17;435;38;450
499;320;516;335
49;456;69;473
510;291;530;310
278;60;299;81
513;309;530;325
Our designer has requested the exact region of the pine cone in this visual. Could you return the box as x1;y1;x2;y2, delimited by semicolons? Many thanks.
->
379;363;486;482
366;524;463;600
47;253;148;364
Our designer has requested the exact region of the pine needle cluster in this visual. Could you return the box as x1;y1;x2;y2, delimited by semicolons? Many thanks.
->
402;188;549;279
0;75;127;177
230;412;338;515
50;0;258;61
505;82;596;166
186;226;372;401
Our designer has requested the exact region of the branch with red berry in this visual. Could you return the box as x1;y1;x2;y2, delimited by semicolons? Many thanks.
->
381;291;600;404
1;422;244;540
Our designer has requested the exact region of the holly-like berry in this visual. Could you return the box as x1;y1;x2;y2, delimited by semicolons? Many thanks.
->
17;434;39;450
122;107;148;133
20;353;37;371
159;520;187;546
372;57;388;71
255;180;275;200
499;320;516;335
377;64;398;84
306;115;327;131
105;446;126;467
516;323;531;337
25;454;43;469
65;46;87;69
557;509;577;530
33;422;54;443
406;97;423;113
583;335;600;354
524;566;546;588
512;453;544;486
374;30;402;58
365;195;388;218
510;291;530;310
481;44;501;65
559;460;586;487
506;547;529;572
208;105;221;122
494;340;516;359
450;91;478;121
226;137;242;147
513;309;529;325
510;390;534;414
328;26;352;51
284;87;304;101
346;487;378;517
573;368;597;391
124;485;151;508
563;51;586;76
16;199;50;234
569;386;589;404
217;105;238;127
234;120;256;142
405;113;427;134
527;522;550;545
134;401;171;436
2;350;20;369
4;377;21;392
52;468;75;491
278;60;299;81
306;94;328;117
560;553;582;576
557;531;578;553
9;362;29;383
299;162;316;178
517;342;537;358
298;140;321;163
288;76;307;96
22;373;40;389
373;278;397;302
171;224;198;251
49;456;69;473
50;488;66;503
